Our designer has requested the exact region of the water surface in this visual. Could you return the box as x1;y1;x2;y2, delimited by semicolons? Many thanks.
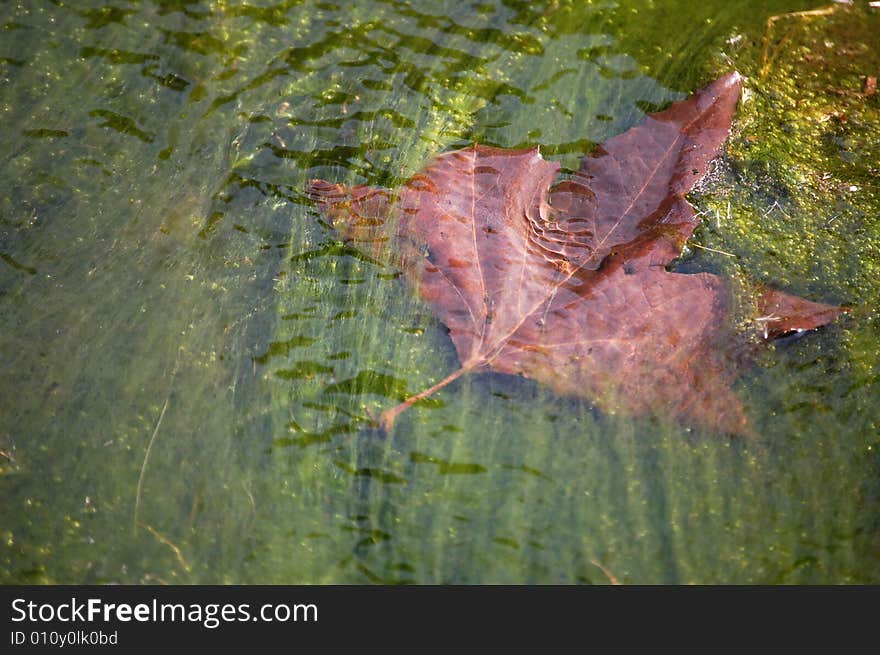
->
1;0;878;583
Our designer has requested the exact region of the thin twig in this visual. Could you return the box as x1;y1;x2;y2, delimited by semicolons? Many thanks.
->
137;521;191;572
690;242;737;258
134;397;169;532
762;199;791;219
590;558;622;585
760;5;840;79
134;348;183;532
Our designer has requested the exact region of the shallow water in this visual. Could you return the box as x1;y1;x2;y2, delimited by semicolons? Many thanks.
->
1;0;878;583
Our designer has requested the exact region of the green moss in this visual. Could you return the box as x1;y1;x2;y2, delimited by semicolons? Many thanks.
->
697;3;880;298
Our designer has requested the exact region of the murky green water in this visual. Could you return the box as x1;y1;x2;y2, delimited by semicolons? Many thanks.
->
1;0;878;584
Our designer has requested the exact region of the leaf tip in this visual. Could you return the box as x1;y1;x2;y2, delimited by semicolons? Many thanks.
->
756;286;847;340
706;70;744;106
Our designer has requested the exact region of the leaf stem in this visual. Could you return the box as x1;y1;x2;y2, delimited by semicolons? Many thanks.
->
379;366;468;432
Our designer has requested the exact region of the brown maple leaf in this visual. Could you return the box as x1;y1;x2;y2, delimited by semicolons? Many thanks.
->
308;72;846;436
